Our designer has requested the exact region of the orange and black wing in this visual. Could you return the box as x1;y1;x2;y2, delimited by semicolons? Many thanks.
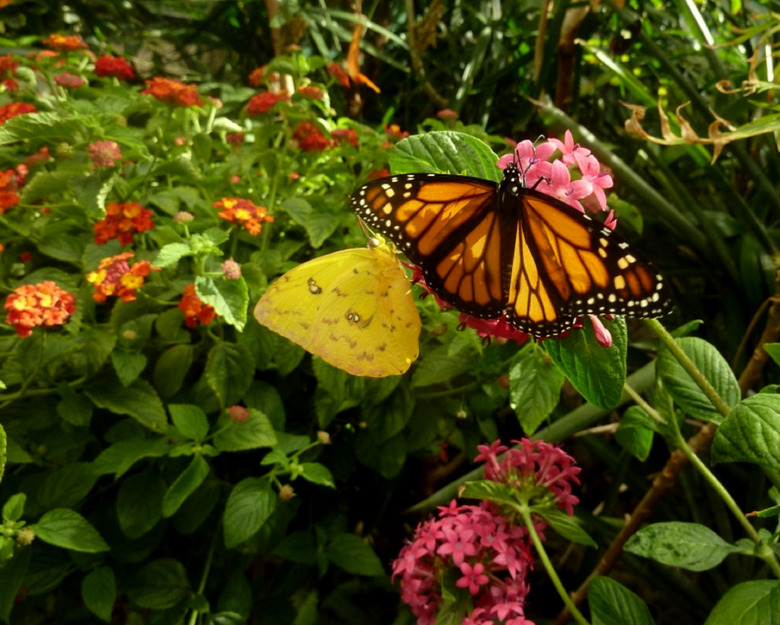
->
505;187;671;336
351;174;507;319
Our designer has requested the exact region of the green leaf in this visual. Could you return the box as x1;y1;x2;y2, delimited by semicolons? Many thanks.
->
272;530;317;564
362;384;413;444
0;112;87;145
390;131;500;180
657;337;740;423
81;566;116;622
703;580;780;625
304;210;343;249
223;477;277;549
326;533;384;576
73;169;117;220
34;509;109;553
36;233;83;263
615;409;654;461
93;438;169;477
153;344;193;399
37;463;98;509
111;351;147;387
19;171;73;204
625;521;740;571
117;469;167;539
87;378;168;433
2;493;25;522
213;408;277;451
162;455;210;518
0;424;4;485
534;507;597;548
56;386;93;427
509;348;564;434
297;463;335;488
712;394;780;469
169;404;209;442
589;576;655;625
354;430;406;479
0;547;32;624
196;275;249;330
544;317;627;409
763;343;780;366
412;345;471;387
127;558;191;609
153;242;192;268
205;342;254;407
461;480;519;507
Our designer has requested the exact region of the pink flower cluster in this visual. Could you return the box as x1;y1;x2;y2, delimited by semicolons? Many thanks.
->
393;438;582;625
497;130;614;215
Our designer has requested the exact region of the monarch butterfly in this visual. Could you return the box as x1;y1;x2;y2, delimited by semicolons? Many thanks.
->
253;237;421;377
350;161;672;338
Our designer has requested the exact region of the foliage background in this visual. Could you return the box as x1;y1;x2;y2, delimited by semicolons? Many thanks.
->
0;1;779;624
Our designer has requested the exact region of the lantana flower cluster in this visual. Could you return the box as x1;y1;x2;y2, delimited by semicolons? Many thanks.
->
93;201;155;245
215;197;274;235
86;252;158;303
0;167;24;213
142;76;203;107
179;284;217;327
94;55;135;81
4;281;76;338
393;438;582;625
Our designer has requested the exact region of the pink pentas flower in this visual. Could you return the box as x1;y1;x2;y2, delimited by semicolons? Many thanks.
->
393;500;534;625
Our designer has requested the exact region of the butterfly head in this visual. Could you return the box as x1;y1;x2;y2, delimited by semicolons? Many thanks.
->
500;161;524;199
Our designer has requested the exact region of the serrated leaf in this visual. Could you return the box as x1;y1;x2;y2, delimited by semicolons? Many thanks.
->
411;345;471;387
162;455;210;518
20;171;74;204
703;580;780;625
169;404;209;441
93;438;170;477
223;477;276;549
86;379;168;432
389;131;500;180
82;566;116;622
544;317;627;409
0;112;88;145
2;493;25;522
205;342;254;407
153;243;192;268
153;344;193;399
712;394;780;469
625;521;740;571
195;275;249;330
111;351;147;387
590;576;655;625
34;509;109;553
127;559;191;609
509;348;564;434
73;169;117;220
657;336;740;423
326;534;384;576
213;408;277;451
117;469;166;539
297;462;335;487
37;463;98;509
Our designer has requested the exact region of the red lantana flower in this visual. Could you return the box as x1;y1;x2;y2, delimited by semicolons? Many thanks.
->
331;127;358;148
54;72;86;88
214;197;274;236
25;146;51;168
246;90;289;115
0;102;36;125
297;85;323;99
326;62;350;88
89;140;122;168
4;281;76;338
93;201;155;245
94;55;135;81
179;284;216;327
292;121;332;152
142;77;202;107
42;34;88;51
0;168;22;214
86;252;158;303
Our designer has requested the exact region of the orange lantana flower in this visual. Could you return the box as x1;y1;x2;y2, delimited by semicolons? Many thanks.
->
178;284;216;327
142;77;202;107
93;201;155;246
4;281;76;338
42;34;88;51
246;90;289;115
214;197;274;236
0;102;36;125
86;252;158;303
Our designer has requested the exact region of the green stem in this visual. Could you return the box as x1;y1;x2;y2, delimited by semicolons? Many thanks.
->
519;505;590;625
644;318;731;419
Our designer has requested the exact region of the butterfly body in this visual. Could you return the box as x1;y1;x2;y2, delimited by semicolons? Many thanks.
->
253;238;421;377
351;164;671;337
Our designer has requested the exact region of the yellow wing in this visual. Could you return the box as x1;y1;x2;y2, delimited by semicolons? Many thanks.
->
253;239;421;377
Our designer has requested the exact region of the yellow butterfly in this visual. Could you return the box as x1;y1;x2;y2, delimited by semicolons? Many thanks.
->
253;237;421;377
